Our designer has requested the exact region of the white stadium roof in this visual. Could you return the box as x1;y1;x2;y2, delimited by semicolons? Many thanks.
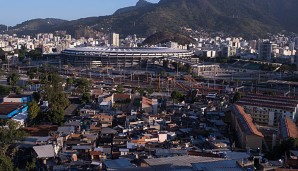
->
63;47;191;54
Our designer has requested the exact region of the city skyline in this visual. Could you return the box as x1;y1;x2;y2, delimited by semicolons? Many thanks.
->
0;0;160;26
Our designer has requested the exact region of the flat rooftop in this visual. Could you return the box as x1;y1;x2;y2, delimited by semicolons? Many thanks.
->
6;94;30;98
0;102;26;115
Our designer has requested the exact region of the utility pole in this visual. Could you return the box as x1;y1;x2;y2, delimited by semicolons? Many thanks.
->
138;77;140;88
158;74;161;92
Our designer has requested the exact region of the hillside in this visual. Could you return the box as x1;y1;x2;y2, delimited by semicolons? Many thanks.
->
9;18;68;35
114;0;154;14
143;31;196;45
6;0;298;38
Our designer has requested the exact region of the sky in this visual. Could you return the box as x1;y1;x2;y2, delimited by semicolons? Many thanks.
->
0;0;160;26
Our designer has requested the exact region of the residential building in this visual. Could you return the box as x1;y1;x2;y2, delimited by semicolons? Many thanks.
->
278;117;298;142
0;102;28;119
236;93;298;126
166;41;178;49
3;94;32;103
258;42;273;61
99;101;112;112
295;37;298;50
231;104;264;150
109;33;120;47
142;96;158;114
222;46;236;57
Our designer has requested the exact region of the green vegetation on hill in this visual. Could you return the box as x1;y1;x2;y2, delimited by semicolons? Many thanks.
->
142;31;195;45
4;0;298;38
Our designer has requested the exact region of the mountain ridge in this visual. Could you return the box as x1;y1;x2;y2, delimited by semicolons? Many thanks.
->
4;0;298;39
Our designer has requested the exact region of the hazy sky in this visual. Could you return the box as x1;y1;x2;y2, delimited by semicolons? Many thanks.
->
0;0;160;26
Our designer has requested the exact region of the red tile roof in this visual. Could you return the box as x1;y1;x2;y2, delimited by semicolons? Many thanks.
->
23;125;59;136
114;94;131;100
280;117;298;139
142;96;153;106
233;104;264;138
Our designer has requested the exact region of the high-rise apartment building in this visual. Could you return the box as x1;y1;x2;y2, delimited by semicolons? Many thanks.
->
109;33;120;47
258;42;273;61
222;46;236;57
294;37;298;50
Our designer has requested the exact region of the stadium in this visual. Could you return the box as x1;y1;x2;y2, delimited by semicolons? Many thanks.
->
61;47;193;68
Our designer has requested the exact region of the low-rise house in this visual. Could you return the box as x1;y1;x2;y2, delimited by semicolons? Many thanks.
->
103;158;133;171
57;126;75;136
113;93;131;103
99;128;117;144
64;120;81;132
142;97;158;114
0;102;28;120
3;94;32;103
93;113;113;127
33;144;56;165
80;109;96;117
99;101;112;111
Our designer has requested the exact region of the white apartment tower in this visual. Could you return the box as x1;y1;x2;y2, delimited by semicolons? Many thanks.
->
109;33;120;47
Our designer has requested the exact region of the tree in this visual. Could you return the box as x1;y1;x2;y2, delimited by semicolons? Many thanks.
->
0;85;10;95
116;84;124;94
232;92;242;103
172;62;178;70
147;88;154;95
160;70;166;77
266;138;298;160
15;45;27;61
81;93;91;104
42;74;69;111
15;86;22;95
0;155;14;171
28;101;40;123
7;73;20;87
139;88;145;96
27;70;36;80
0;120;27;154
75;78;90;93
163;60;169;68
66;77;74;86
184;63;192;74
171;90;184;103
25;158;36;171
131;88;136;94
32;92;41;103
48;109;64;126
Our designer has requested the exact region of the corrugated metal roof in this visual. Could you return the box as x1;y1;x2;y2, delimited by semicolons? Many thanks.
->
192;160;243;171
33;144;55;158
103;158;132;169
144;155;224;170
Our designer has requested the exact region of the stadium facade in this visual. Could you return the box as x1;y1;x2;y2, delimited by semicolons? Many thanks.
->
61;47;193;68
